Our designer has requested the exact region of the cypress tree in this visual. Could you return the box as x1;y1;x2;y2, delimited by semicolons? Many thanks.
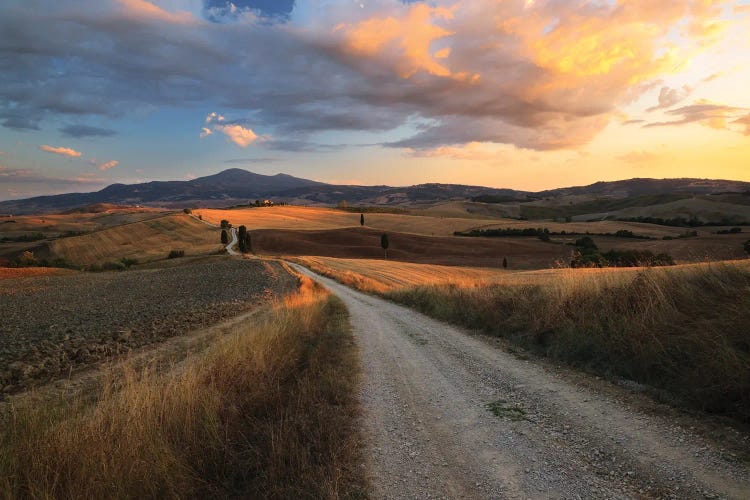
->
221;229;229;245
238;225;247;253
360;213;365;226
381;234;389;259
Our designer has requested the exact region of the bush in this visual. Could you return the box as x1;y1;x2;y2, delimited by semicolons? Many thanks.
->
183;208;192;214
102;261;127;271
574;236;597;250
16;251;37;266
220;220;231;229
120;258;139;268
168;249;185;259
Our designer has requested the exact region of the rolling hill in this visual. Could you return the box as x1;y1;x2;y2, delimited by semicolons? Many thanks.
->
1;168;749;217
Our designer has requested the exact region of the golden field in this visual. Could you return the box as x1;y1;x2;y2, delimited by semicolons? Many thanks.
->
48;214;221;266
194;205;689;238
292;255;645;293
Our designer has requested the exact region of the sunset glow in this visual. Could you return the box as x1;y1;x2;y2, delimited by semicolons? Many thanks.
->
0;0;748;199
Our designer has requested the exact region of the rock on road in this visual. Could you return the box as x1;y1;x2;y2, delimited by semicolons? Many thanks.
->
290;264;750;499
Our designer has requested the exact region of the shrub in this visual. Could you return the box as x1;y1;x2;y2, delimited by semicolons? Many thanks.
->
574;236;597;250
102;261;127;271
183;208;192;214
120;258;139;268
220;219;230;229
16;251;37;266
168;249;185;259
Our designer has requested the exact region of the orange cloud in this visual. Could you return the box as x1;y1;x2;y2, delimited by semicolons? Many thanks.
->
40;145;82;158
499;1;729;102
98;160;119;171
337;4;469;80
407;142;498;161
116;0;195;24
215;124;259;148
645;100;748;132
733;114;750;136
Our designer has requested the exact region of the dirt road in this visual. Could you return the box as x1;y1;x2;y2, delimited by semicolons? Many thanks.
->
290;264;750;499
226;227;238;255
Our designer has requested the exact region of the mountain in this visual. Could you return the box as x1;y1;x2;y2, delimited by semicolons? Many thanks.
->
1;170;748;215
0;169;326;214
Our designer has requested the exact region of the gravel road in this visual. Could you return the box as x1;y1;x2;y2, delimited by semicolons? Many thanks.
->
291;263;750;499
227;227;239;255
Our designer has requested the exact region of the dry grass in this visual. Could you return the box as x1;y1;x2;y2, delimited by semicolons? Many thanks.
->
292;255;643;293
0;276;366;499
196;205;522;237
196;205;689;238
0;208;165;236
48;214;222;266
386;261;750;421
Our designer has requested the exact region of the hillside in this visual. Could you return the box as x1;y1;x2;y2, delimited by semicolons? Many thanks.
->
2;169;750;218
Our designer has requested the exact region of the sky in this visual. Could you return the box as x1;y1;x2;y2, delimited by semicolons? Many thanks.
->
0;0;749;201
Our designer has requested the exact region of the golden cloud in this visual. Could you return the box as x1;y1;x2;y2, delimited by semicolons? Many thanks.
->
336;4;473;80
39;145;83;158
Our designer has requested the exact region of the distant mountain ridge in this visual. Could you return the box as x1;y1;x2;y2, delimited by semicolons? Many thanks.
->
1;169;749;215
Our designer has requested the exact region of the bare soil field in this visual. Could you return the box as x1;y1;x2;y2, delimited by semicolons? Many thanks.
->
47;213;221;266
0;267;78;279
592;233;750;262
254;227;571;268
0;257;296;393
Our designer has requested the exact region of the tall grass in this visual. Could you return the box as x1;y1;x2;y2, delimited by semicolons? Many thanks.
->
386;262;750;421
0;277;366;499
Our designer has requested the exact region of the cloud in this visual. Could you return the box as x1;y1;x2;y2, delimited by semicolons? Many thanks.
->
59;124;117;138
39;145;83;158
201;112;263;147
618;150;665;165
0;167;103;185
406;142;499;161
647;86;692;112
97;160;119;171
0;0;738;154
224;157;280;164
215;124;260;147
645;101;748;132
733;114;750;136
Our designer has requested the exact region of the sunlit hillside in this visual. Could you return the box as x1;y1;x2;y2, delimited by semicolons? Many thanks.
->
48;214;220;266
